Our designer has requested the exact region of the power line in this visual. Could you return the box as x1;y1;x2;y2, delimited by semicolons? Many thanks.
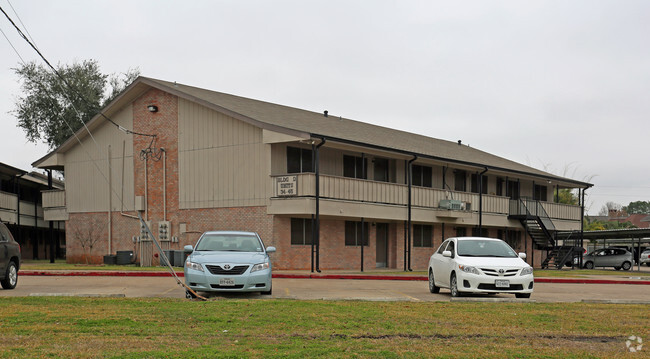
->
0;4;156;140
0;23;25;63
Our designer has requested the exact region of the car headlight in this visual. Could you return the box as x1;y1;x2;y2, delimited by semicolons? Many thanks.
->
520;267;533;276
185;260;204;272
251;261;270;273
458;264;479;275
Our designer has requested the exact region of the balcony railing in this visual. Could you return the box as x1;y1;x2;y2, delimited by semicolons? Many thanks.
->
0;190;17;211
42;189;66;208
271;173;581;219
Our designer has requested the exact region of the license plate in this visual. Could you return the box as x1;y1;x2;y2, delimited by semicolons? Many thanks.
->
495;280;510;288
219;278;235;286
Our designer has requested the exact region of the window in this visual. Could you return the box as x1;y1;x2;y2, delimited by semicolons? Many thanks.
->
344;155;367;179
470;173;488;194
505;230;520;250
534;184;548;201
345;221;369;246
447;241;455;257
471;227;488;237
290;218;312;245
437;240;449;254
454;170;466;191
456;227;467;237
287;147;313;173
373;158;389;182
496;178;504;196
507;180;520;200
412;165;432;187
413;224;433;247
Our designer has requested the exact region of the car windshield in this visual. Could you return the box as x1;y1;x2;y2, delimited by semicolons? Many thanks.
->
195;234;263;252
456;239;518;258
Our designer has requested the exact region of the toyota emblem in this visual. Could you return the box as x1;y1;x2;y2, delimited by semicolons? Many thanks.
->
498;269;505;274
223;264;231;270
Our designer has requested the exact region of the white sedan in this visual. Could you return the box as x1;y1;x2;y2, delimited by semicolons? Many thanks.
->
428;237;534;298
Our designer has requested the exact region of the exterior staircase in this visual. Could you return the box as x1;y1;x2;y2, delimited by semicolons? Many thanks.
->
509;198;556;249
510;199;584;269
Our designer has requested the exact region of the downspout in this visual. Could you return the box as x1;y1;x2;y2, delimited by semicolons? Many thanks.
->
162;148;167;221
580;187;588;269
314;137;326;273
478;167;488;234
311;142;316;273
407;155;417;271
360;153;365;272
145;156;148;221
47;170;55;263
108;145;113;255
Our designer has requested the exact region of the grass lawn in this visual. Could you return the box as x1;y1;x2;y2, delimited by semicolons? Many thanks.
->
0;297;647;358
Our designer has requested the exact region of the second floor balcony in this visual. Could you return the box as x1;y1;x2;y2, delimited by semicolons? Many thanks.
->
270;173;582;223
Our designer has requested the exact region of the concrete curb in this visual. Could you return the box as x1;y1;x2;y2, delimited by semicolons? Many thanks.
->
20;270;650;285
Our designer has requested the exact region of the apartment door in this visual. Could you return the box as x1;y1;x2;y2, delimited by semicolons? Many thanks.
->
376;223;388;268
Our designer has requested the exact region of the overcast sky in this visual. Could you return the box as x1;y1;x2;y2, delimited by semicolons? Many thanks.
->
1;0;648;215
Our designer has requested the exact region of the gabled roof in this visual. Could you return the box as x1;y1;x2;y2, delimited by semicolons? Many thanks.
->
33;76;592;188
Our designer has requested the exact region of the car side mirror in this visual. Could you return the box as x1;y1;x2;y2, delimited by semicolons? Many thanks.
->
266;246;276;253
442;250;452;258
184;245;194;252
518;253;527;259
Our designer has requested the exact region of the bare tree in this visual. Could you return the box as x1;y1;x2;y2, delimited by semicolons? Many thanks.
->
598;202;623;217
71;218;106;264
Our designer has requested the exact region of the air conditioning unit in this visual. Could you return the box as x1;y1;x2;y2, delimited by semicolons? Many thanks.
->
439;199;463;210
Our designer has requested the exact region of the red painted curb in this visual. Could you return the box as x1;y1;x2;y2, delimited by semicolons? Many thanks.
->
21;270;184;277
534;278;650;285
272;273;426;281
19;271;650;285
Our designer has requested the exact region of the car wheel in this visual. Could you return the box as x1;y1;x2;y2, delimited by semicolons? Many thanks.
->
614;266;621;271
584;261;594;269
622;261;632;271
450;273;462;297
646;263;650;267
428;270;440;294
516;293;531;299
185;290;197;299
1;261;18;290
261;286;272;295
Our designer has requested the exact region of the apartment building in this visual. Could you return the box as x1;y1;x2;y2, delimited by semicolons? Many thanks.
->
33;77;591;270
0;163;65;260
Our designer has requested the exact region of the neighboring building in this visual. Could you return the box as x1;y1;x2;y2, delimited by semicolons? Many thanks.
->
600;212;650;228
33;77;591;270
0;163;65;260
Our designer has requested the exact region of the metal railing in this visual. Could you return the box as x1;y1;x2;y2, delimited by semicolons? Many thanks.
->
509;198;556;231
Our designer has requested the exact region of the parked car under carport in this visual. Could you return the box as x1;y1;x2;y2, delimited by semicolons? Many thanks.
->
580;247;634;271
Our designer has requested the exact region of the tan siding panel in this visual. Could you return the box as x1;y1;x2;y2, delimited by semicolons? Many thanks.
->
64;105;135;213
178;99;266;209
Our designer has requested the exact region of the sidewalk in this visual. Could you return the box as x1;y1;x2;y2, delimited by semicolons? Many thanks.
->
19;268;650;285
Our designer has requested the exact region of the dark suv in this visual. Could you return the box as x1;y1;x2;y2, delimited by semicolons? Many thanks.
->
0;222;20;289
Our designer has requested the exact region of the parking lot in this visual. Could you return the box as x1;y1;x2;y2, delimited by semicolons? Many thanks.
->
2;274;648;303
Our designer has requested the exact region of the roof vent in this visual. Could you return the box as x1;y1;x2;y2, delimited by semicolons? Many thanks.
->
324;110;328;117
458;140;462;145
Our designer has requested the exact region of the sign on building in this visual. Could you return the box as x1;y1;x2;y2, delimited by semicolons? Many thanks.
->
276;175;298;196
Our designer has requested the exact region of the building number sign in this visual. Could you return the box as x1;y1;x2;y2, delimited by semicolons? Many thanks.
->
276;176;297;196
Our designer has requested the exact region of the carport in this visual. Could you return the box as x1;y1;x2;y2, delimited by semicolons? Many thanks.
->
576;228;650;271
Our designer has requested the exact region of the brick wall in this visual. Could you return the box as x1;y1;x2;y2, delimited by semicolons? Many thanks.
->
62;87;544;269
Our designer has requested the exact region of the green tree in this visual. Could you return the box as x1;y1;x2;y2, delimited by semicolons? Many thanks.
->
12;60;139;149
584;218;637;231
554;188;579;205
622;201;650;214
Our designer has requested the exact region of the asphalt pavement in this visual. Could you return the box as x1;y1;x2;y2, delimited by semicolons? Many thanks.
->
3;267;649;303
